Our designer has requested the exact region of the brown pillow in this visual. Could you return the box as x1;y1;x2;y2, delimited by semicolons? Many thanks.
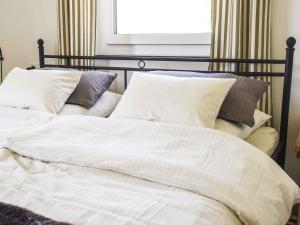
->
67;71;117;108
148;71;268;127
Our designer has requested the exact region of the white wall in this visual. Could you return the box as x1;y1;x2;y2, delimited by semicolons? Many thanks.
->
0;0;300;182
0;0;58;76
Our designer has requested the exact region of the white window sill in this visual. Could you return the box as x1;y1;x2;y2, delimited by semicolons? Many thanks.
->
106;33;211;45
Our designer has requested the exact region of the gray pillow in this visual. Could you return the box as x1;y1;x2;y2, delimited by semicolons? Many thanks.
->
67;71;117;108
148;71;268;127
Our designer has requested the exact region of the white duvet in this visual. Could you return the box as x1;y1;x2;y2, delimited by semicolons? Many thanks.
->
0;107;54;146
1;114;300;225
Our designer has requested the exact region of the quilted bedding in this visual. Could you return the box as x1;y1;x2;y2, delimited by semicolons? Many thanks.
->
0;111;299;225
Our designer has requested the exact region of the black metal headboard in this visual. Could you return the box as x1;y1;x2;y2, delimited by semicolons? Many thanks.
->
0;48;3;83
36;37;296;169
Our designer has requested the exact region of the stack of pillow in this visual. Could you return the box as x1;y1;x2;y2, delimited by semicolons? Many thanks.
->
0;67;120;117
59;70;121;117
110;71;271;140
0;68;271;141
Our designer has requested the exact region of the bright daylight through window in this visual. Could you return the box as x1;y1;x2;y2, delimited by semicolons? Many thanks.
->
115;0;211;35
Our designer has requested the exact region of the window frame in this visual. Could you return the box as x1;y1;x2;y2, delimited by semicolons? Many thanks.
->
105;0;211;45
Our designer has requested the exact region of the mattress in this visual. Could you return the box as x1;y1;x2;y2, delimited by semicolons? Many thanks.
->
246;127;279;156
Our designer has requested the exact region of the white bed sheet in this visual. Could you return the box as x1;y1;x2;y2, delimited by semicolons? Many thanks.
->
246;127;279;156
1;116;299;225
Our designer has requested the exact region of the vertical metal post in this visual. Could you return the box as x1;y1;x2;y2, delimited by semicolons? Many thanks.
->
124;70;128;90
278;37;296;168
38;39;45;68
66;58;71;67
235;62;240;73
0;48;3;83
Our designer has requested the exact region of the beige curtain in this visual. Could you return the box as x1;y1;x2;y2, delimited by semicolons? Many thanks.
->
57;0;97;66
210;0;272;122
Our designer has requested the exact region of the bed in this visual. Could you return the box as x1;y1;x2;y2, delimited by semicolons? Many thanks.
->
0;38;298;225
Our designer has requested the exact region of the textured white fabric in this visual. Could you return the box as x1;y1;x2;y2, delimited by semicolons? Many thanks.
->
0;107;54;147
111;72;235;128
246;127;279;156
215;110;271;139
59;104;88;115
0;149;241;225
3;116;300;225
60;91;122;117
0;68;81;113
86;91;122;117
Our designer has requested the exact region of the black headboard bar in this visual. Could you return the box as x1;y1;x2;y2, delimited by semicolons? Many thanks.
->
42;64;285;77
276;37;297;167
0;48;3;83
38;39;45;68
0;48;3;61
42;54;286;64
37;37;296;169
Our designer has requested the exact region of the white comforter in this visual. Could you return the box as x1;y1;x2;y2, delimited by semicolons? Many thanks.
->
0;107;54;146
1;115;300;225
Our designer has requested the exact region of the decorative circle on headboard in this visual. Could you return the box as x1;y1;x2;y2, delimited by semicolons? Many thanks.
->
138;60;146;69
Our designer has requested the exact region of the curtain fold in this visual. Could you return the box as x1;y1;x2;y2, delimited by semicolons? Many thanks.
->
57;0;97;66
210;0;272;123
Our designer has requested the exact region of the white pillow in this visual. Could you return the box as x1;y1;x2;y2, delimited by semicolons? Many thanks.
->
59;91;122;117
110;72;235;128
59;104;88;115
0;67;81;114
245;127;279;156
86;91;122;117
215;110;272;139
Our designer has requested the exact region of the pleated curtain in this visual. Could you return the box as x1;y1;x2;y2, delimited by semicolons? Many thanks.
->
210;0;273;122
57;0;97;66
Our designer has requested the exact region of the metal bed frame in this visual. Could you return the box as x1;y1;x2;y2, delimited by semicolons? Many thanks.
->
0;48;3;83
37;37;296;169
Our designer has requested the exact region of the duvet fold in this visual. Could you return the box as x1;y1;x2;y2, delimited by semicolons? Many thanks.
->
3;116;300;225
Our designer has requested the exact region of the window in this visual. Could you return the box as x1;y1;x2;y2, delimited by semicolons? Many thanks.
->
116;0;211;35
106;0;211;45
